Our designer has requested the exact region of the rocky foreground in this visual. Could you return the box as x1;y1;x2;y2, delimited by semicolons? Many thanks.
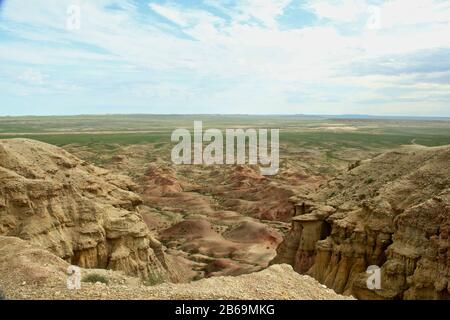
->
0;236;349;300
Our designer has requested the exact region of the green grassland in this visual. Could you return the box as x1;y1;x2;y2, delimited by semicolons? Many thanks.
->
0;115;449;156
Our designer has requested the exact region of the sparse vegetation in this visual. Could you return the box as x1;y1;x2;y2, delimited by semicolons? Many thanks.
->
1;115;450;149
82;273;109;285
0;287;6;300
365;177;375;184
192;274;203;281
143;271;165;286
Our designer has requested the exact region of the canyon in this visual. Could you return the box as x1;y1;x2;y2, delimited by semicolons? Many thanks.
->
0;116;449;300
0;138;344;299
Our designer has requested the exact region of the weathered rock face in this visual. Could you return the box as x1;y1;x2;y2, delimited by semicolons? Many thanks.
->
271;208;332;273
273;145;450;299
0;139;168;279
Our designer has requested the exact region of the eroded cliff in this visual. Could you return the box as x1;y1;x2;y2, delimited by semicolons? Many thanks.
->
0;139;168;280
273;145;450;299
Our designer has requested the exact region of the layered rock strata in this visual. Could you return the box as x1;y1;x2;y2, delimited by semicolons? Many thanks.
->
0;139;168;279
273;145;450;299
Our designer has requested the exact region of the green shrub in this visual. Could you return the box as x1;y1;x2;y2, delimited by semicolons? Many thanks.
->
365;177;375;184
143;271;165;286
82;273;109;285
192;274;203;281
0;288;6;300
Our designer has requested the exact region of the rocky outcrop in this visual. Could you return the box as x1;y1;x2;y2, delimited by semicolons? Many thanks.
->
273;145;450;299
0;139;168;280
272;208;332;273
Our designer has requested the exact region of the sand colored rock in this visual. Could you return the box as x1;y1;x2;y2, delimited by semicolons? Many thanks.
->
273;145;450;299
0;139;168;280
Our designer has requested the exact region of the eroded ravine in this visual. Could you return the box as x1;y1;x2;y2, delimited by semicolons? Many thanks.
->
273;145;450;299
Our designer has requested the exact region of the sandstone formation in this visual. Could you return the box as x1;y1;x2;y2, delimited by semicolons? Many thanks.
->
273;145;450;299
0;139;168;280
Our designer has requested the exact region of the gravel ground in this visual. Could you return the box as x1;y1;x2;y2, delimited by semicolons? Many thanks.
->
0;264;353;300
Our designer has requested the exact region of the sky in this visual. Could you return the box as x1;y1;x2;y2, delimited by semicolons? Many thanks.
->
1;0;450;116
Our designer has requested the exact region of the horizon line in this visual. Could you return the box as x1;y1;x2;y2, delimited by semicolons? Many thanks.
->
0;113;450;120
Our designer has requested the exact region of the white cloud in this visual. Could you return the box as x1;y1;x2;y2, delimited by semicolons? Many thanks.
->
18;69;46;85
1;0;450;115
380;0;450;28
235;0;292;28
149;3;224;28
304;0;368;23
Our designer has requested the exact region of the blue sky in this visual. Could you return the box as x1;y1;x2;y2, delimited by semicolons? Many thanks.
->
1;0;450;116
